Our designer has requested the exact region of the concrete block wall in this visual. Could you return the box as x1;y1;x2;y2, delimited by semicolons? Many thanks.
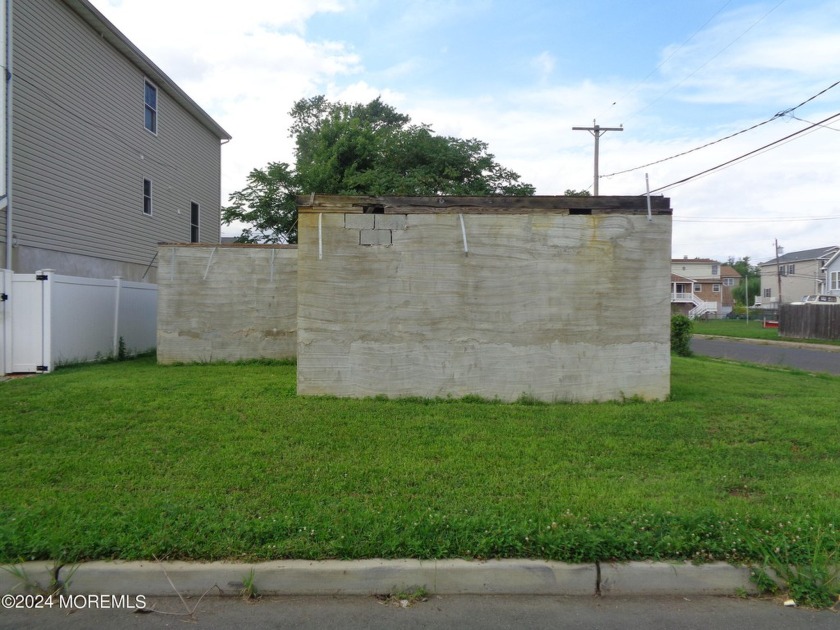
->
157;244;297;364
296;196;673;402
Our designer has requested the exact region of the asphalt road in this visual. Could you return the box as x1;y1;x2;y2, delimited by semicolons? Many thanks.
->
692;337;840;375
2;595;838;630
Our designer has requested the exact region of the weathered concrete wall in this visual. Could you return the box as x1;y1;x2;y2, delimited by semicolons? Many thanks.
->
157;244;296;364
296;196;673;402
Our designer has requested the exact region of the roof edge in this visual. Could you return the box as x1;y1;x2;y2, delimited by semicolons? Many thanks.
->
62;0;231;141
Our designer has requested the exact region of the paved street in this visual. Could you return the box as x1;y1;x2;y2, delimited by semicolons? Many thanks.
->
692;337;840;375
1;595;838;630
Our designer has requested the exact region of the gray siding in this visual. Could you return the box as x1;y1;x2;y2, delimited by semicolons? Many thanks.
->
6;0;222;278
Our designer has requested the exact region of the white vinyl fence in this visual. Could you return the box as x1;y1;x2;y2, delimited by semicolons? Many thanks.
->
0;269;157;374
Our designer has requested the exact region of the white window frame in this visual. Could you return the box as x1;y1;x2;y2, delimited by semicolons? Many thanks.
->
144;79;158;135
711;264;719;275
712;284;721;293
787;264;795;276
831;271;840;291
143;178;153;216
693;284;702;293
723;277;735;286
190;201;200;243
764;288;772;298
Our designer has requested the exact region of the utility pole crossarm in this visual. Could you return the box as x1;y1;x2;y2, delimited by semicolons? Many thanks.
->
572;120;623;196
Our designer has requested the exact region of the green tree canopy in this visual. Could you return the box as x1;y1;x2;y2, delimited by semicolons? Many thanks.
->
727;256;761;306
223;96;535;243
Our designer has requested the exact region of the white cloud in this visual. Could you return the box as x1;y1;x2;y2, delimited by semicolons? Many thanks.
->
531;52;556;81
97;0;840;260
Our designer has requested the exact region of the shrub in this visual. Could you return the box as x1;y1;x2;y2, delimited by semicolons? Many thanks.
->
671;314;693;357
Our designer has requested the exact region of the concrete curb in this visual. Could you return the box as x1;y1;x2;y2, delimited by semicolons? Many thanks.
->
694;334;840;353
0;560;757;598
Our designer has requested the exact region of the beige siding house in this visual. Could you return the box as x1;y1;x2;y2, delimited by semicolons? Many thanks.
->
758;246;838;307
1;0;230;281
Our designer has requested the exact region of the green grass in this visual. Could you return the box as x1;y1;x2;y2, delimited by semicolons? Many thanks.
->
0;356;838;575
693;318;840;346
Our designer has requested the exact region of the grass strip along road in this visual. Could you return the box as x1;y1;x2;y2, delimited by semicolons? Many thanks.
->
1;355;838;604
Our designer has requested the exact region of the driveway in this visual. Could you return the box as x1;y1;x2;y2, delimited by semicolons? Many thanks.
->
692;336;840;375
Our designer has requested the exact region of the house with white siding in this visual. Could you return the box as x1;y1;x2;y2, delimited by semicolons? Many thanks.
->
822;249;840;297
0;0;230;281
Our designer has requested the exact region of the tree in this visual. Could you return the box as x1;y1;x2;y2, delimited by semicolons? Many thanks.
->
728;256;761;306
223;96;535;243
222;162;298;243
564;189;591;196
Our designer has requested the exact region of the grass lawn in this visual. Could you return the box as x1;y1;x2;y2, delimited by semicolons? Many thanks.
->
1;356;838;578
693;318;840;346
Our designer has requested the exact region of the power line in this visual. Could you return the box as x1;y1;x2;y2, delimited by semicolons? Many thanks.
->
789;114;840;132
643;111;840;195
623;0;788;123
602;78;840;179
675;215;840;223
595;0;733;121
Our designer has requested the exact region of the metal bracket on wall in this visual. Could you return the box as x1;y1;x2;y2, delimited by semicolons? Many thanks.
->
36;274;49;281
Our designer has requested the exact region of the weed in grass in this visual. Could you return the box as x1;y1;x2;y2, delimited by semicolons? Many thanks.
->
241;568;259;601
376;586;428;608
1;561;78;599
516;393;546;406
747;525;839;608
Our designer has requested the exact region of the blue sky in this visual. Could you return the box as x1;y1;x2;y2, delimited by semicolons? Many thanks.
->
100;0;840;264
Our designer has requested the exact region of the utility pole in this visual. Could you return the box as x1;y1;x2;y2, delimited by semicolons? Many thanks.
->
775;239;783;310
572;120;623;195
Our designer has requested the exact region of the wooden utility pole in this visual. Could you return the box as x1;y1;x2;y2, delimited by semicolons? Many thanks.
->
572;120;623;195
775;239;783;308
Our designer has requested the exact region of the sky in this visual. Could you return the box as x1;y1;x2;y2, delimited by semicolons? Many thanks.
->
98;0;840;265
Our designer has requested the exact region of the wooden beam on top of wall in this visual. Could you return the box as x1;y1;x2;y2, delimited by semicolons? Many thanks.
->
296;195;672;215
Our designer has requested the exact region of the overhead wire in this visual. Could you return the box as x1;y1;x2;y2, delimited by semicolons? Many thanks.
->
602;78;840;179
675;215;840;223
643;111;840;195
594;0;734;122
577;1;791;192
621;0;789;123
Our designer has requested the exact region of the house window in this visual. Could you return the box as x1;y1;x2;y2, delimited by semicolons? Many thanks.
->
143;179;153;215
693;284;701;292
712;284;721;293
787;264;795;276
831;271;840;291
711;264;719;275
723;278;735;286
144;80;157;134
764;288;772;298
190;202;200;243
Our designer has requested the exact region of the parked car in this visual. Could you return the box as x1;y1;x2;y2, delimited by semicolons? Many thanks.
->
791;294;840;305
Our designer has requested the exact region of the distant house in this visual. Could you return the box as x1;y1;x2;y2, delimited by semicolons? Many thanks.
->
822;249;840;296
757;246;839;307
1;0;231;281
670;257;741;318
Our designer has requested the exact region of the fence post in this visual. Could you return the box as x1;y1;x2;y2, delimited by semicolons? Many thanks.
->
1;269;11;375
113;276;122;357
39;269;55;373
